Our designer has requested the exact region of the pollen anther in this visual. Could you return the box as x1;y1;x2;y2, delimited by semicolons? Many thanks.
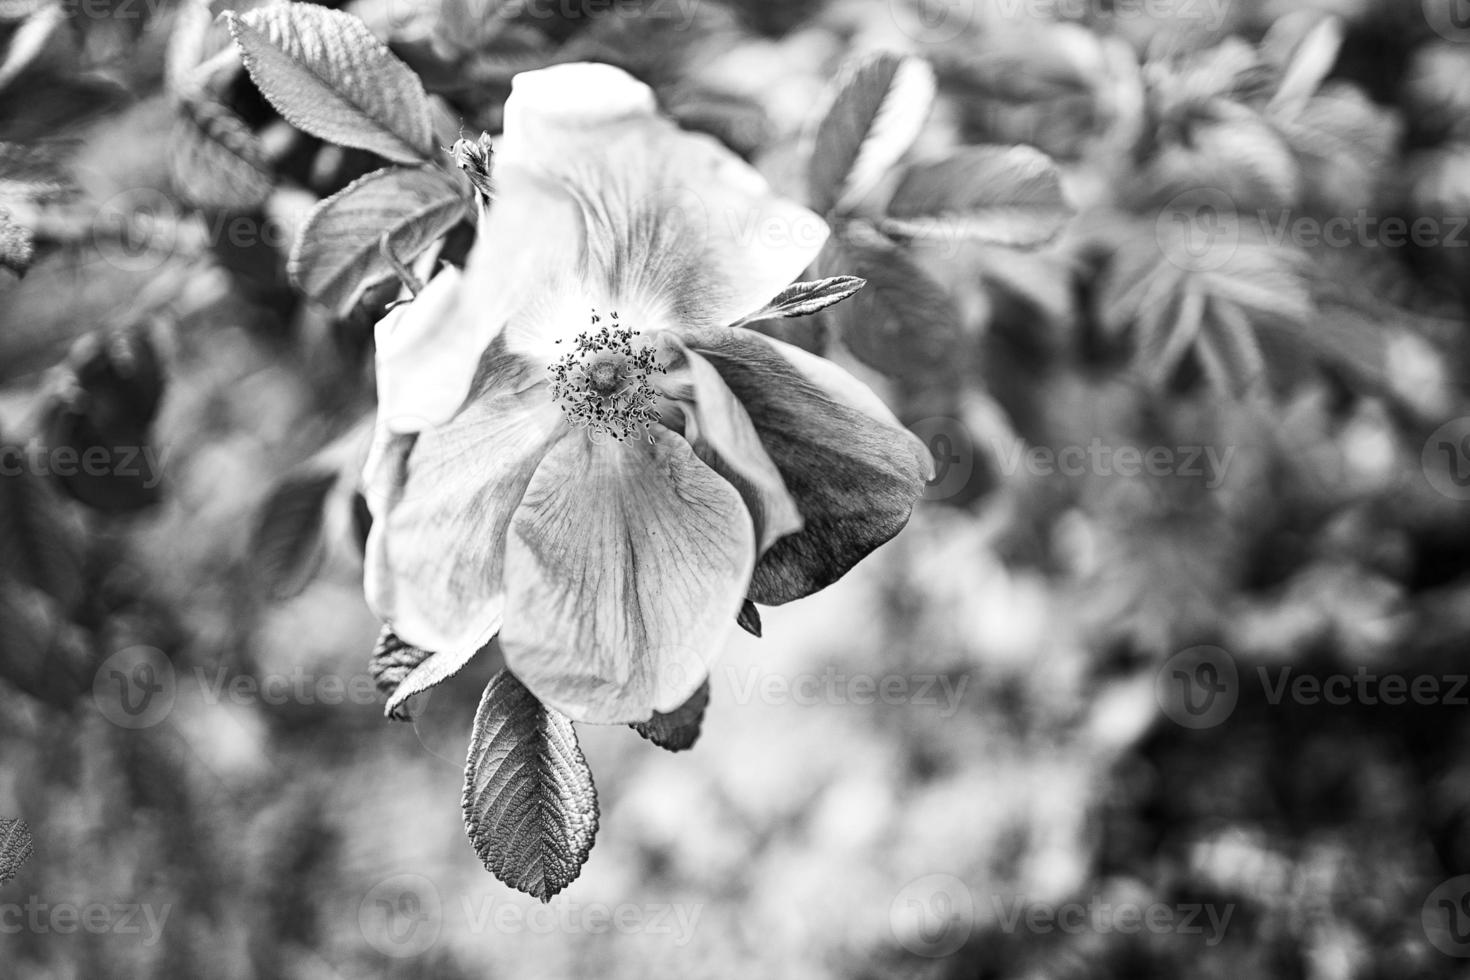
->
549;310;665;441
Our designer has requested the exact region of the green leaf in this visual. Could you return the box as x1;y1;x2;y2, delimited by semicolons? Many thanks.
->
0;586;86;709
1263;13;1342;117
0;817;32;886
0;205;32;276
249;467;337;601
368;627;432;721
0;4;66;90
436;0;514;55
668;88;773;159
833;224;965;381
734;275;866;326
226;2;434;164
882;145;1074;248
382;633;493;721
0;427;84;610
808;52;934;214
737;599;761;637
171;97;273;211
630;680;711;753
42;327;167;513
0;140;78;203
1098;220;1312;396
289;165;466;317
463;669;598;902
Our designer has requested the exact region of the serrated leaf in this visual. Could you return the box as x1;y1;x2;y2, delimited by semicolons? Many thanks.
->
368;626;431;721
226;2;434;164
668;89;773;159
289;165;466;317
0;140;78;203
436;0;515;54
1273;84;1396;212
1099;219;1311;396
737;600;761;637
165;0;217;95
808;52;935;214
882;145;1073;248
43;327;167;513
0;4;65;90
172;97;273;211
0;205;32;275
0;585;87;708
382;633;493;721
833;224;965;381
350;490;372;554
734;275;866;326
630;680;710;753
0;817;32;885
0;71;127;143
463;669;598;902
0;428;84;610
1264;14;1342;117
249;467;336;601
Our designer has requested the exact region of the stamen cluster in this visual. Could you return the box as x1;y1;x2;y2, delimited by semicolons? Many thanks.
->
549;310;665;442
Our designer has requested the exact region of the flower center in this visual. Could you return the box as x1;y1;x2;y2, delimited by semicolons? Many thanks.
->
549;310;666;442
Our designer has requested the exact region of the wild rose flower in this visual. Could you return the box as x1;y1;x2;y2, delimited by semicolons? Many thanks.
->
364;62;931;724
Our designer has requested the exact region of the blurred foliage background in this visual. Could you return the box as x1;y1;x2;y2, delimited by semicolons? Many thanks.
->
5;0;1470;976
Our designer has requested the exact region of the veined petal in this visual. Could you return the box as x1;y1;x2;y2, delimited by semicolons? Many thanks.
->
364;377;564;658
686;328;931;605
500;426;755;724
478;62;828;365
657;333;801;556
